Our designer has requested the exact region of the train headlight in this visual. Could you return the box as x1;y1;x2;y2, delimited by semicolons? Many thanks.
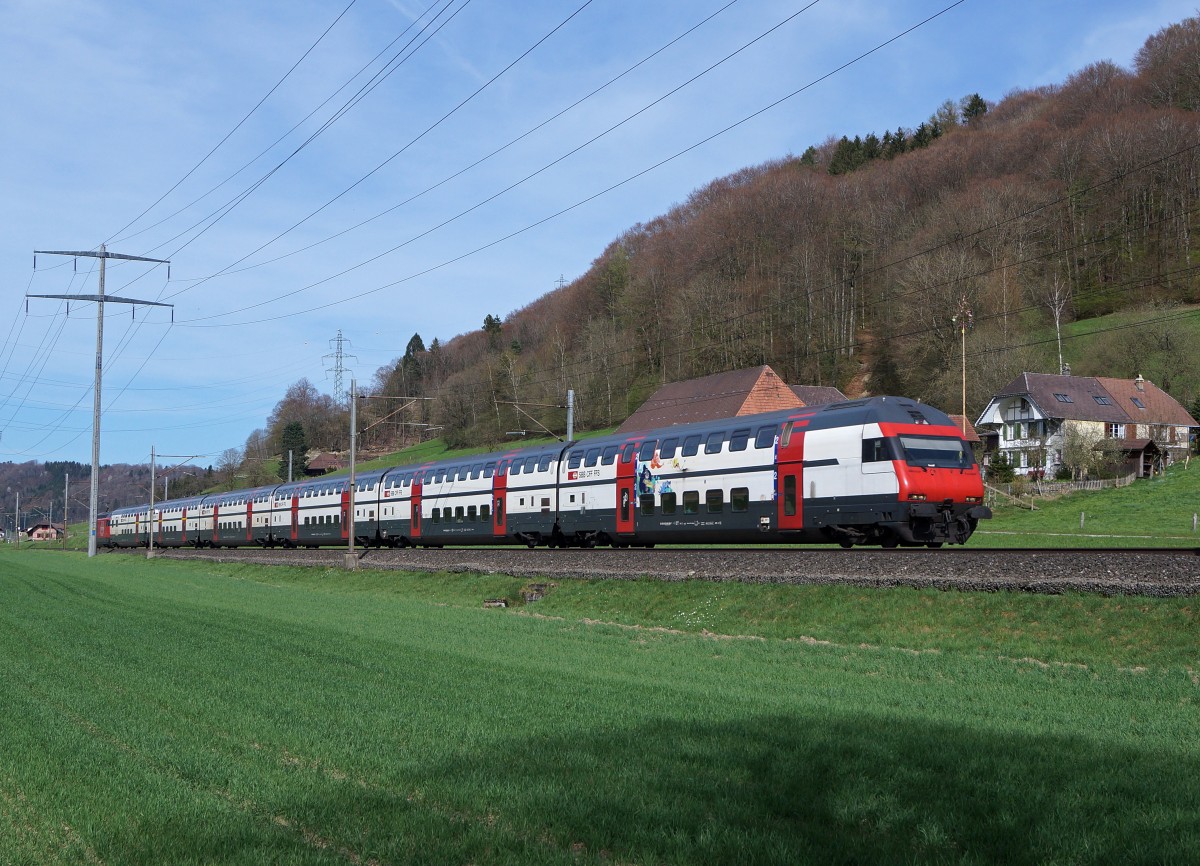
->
907;493;927;501
965;496;982;504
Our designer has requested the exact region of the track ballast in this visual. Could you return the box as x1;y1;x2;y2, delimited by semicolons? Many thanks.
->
132;546;1200;597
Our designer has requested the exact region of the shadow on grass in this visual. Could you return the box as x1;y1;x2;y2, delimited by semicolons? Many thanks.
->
203;713;1198;866
413;713;1192;865
71;714;1199;865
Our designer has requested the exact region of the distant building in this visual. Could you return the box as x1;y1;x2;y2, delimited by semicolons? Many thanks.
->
975;372;1198;478
948;415;981;443
790;385;848;406
26;522;64;541
305;453;345;476
616;366;845;435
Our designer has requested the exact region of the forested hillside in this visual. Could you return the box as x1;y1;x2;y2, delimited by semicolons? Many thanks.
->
332;15;1198;451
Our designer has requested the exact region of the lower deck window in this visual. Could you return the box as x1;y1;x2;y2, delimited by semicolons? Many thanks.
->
731;487;749;512
639;494;655;515
706;489;724;513
683;491;699;514
661;492;676;514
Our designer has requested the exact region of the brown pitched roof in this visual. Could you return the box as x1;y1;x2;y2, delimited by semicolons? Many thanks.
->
992;372;1198;426
790;385;847;406
948;415;981;442
616;366;802;434
994;372;1131;423
1095;377;1199;426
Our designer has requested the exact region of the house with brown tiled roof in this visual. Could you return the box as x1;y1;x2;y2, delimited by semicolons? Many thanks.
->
790;385;847;406
616;366;802;434
305;452;345;476
975;372;1197;478
617;366;852;436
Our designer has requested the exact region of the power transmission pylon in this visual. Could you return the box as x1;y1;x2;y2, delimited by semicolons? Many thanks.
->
29;244;172;558
323;330;357;404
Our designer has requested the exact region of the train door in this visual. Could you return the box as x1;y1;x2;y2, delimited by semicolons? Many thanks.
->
181;507;188;545
246;500;254;543
492;464;508;538
340;487;350;541
212;504;220;546
410;480;423;541
777;420;806;531
290;494;299;544
616;443;636;536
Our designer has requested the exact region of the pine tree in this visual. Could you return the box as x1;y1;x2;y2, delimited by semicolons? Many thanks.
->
278;422;309;480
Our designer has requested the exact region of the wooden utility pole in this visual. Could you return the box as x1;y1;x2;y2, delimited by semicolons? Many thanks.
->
30;245;172;557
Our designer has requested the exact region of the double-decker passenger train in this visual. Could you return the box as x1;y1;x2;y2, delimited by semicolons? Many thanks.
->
101;396;990;551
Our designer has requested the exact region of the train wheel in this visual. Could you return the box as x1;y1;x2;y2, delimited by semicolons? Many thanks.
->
839;541;853;549
926;542;943;549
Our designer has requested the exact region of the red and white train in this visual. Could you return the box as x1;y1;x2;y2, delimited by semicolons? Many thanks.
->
101;396;991;551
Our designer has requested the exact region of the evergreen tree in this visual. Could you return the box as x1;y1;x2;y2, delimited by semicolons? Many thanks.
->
960;92;988;123
278;422;309;480
482;314;503;349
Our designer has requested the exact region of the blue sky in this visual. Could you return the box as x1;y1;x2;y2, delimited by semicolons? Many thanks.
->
1;0;1195;468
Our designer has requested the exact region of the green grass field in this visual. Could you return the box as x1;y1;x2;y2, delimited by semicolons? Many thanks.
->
976;460;1200;547
2;549;1197;865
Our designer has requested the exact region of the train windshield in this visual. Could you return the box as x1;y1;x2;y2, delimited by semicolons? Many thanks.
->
898;435;974;468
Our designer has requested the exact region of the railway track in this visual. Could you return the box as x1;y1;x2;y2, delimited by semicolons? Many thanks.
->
122;544;1200;597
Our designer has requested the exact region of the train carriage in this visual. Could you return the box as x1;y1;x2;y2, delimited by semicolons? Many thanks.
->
103;396;989;552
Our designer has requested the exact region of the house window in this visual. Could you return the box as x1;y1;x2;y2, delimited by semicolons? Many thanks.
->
1131;397;1145;409
1093;395;1113;406
1108;423;1124;438
1053;393;1073;403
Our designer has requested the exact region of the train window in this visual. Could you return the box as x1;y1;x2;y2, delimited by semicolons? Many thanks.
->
455;506;464;522
862;438;896;463
510;462;522;476
468;505;477;521
704;432;725;455
585;447;601;467
661;492;676;514
659;438;679;459
620;443;637;463
538;456;551;472
540;497;551;513
471;464;483;479
898;435;974;468
483;463;494;478
481;504;490;521
729;429;751;452
601;446;618;465
783;475;797;516
706;489;724;512
432;509;441;524
682;435;701;457
731;488;749;512
498;460;509;475
567;451;583;469
781;421;794;448
525;457;538;474
638;440;657;462
683;491;699;514
640;494;655;515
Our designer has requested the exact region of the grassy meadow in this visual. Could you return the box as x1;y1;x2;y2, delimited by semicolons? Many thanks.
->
1;548;1197;865
976;459;1200;547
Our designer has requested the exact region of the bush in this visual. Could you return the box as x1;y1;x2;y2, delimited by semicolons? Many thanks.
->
988;452;1015;484
1054;465;1073;481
